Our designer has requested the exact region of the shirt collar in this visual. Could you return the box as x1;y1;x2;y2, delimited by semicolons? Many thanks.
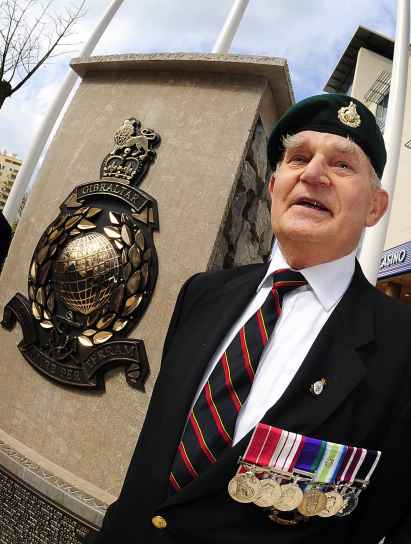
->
258;242;356;311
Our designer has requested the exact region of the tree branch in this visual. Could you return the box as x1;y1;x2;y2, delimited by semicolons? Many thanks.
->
0;0;36;81
10;1;84;95
8;0;55;82
0;0;85;106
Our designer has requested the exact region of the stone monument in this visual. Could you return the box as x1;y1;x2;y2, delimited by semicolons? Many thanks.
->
0;53;293;542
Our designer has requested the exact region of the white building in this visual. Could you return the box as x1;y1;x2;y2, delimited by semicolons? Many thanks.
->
0;150;22;211
325;26;411;300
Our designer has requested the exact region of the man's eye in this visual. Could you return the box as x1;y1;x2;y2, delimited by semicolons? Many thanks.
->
289;155;307;164
335;161;351;169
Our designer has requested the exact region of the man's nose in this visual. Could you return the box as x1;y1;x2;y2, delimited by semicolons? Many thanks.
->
299;156;330;186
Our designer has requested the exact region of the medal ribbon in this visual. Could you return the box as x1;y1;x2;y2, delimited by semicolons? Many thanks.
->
352;448;381;482
294;436;324;473
241;424;381;484
242;423;304;472
239;424;282;473
315;442;347;483
337;447;366;483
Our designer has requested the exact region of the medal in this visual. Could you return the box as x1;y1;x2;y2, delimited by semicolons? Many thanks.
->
317;490;344;517
230;424;382;522
228;472;261;504
297;488;328;517
335;489;359;517
272;483;303;511
253;479;282;507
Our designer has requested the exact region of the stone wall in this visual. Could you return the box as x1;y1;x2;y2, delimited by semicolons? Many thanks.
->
209;117;273;270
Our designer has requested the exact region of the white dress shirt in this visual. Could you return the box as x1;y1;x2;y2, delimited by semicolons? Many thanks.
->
192;243;356;445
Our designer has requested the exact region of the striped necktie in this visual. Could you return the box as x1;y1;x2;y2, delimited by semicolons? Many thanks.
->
169;268;307;493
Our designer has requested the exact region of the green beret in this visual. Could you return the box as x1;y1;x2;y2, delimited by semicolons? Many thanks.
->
267;94;386;178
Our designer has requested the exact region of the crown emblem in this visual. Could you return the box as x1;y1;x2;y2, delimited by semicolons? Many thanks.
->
101;118;160;186
338;101;361;128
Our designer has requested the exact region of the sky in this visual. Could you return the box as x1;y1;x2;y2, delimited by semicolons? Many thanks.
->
0;0;397;160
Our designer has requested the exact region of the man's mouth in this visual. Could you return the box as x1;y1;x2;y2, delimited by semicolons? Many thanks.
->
292;198;331;214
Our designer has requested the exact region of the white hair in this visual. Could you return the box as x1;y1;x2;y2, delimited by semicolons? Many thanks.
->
276;133;381;188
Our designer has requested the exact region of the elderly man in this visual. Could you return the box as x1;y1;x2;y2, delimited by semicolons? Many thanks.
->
88;94;411;543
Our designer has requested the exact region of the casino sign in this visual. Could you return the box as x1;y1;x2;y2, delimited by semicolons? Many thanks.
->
378;240;411;281
1;118;160;391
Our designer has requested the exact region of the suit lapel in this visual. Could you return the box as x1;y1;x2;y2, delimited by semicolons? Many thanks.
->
162;261;376;508
259;262;374;434
153;264;267;500
161;264;268;399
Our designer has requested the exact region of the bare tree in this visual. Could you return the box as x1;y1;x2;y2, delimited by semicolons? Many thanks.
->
0;0;85;110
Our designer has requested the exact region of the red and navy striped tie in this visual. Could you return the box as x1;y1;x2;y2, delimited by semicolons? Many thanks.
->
169;269;307;493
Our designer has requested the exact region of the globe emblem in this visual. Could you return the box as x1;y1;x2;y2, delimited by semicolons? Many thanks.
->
53;232;120;315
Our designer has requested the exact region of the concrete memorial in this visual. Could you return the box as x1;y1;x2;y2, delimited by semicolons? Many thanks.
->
0;53;293;541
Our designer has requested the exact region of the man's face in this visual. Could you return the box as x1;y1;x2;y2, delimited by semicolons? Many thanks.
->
268;130;388;264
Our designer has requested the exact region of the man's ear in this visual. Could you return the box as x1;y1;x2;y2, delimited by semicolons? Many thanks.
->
268;172;276;197
366;188;389;227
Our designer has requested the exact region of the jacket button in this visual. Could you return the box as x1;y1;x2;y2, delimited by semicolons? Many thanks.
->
152;515;167;529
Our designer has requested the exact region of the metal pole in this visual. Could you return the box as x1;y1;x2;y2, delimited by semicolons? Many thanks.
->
212;0;250;54
358;0;410;284
3;0;125;225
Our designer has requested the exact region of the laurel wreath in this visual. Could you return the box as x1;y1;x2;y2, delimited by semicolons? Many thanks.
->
28;206;152;347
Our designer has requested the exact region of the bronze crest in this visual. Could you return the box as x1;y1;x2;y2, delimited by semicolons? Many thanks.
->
2;118;160;391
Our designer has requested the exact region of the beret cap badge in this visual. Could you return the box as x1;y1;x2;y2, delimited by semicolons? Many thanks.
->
337;101;361;128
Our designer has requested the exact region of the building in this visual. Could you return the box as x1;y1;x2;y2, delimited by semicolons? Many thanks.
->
0;149;21;211
325;26;411;301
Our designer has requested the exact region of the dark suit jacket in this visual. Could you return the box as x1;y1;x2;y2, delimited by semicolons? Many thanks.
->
88;261;411;544
0;211;12;268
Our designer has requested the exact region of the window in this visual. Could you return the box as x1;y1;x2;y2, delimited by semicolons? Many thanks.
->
376;92;389;133
364;70;391;134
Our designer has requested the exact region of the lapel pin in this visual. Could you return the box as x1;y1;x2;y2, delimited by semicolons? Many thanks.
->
310;378;327;397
